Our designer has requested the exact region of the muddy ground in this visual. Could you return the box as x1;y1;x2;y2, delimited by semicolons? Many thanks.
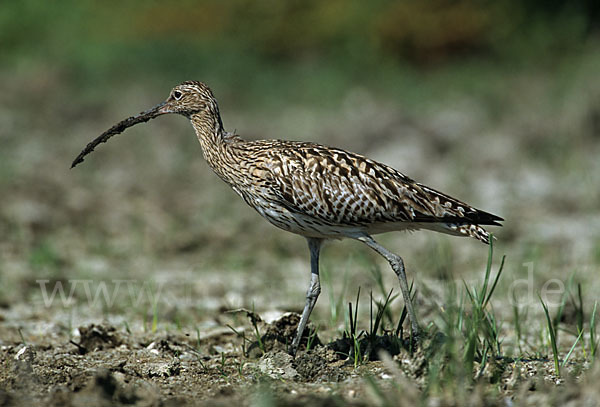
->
2;310;597;407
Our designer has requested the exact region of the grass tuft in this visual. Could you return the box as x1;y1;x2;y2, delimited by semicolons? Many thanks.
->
461;235;505;379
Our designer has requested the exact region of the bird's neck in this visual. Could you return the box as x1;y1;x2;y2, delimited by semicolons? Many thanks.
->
189;110;240;180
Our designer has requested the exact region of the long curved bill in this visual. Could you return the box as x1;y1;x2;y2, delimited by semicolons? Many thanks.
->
71;101;168;168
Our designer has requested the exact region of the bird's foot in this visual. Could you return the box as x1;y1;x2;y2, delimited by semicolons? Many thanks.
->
289;343;299;358
407;327;423;352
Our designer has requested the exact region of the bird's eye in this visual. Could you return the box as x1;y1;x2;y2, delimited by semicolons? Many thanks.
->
173;90;182;100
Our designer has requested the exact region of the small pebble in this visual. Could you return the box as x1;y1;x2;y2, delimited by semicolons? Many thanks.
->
15;346;28;360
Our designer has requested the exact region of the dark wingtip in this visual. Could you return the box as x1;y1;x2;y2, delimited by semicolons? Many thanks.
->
473;210;504;226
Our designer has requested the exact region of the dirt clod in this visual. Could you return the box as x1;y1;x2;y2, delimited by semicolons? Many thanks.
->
75;324;123;354
247;312;321;357
294;346;347;382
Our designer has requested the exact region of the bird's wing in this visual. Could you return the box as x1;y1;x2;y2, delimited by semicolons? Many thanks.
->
262;143;502;227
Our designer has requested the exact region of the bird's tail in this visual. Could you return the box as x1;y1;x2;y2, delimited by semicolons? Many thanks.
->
445;223;494;244
422;222;494;244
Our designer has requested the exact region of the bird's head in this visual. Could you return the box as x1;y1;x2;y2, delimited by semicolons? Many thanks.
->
158;81;218;117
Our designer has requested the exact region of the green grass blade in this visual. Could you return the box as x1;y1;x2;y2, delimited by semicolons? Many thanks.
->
512;292;523;356
480;233;495;307
540;296;560;378
561;328;584;368
591;301;598;358
372;289;394;336
554;272;575;329
576;283;584;335
462;279;475;304
457;292;465;332
483;255;506;309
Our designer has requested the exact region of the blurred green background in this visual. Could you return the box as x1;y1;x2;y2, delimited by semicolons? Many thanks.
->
1;0;599;330
3;0;599;99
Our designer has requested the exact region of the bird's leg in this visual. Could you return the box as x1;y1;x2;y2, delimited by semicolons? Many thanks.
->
356;234;420;338
290;237;323;356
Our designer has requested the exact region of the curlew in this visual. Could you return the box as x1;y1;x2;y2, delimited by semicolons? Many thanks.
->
72;81;503;355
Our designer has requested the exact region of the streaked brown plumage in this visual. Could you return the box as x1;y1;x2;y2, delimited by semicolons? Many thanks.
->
72;81;503;355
